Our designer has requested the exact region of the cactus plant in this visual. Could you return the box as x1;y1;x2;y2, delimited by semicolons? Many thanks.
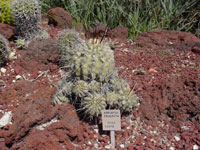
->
51;80;73;105
0;0;14;25
118;89;139;112
57;31;115;82
106;91;119;107
0;34;10;66
57;29;85;68
72;80;89;98
88;80;100;92
51;91;70;105
11;0;41;40
110;77;139;112
83;93;106;117
70;38;115;82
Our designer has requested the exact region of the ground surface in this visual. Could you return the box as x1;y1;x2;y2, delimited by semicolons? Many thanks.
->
0;12;200;150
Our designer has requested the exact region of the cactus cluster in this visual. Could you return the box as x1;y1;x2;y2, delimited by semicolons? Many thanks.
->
0;34;10;66
52;29;139;119
57;29;115;82
11;0;41;40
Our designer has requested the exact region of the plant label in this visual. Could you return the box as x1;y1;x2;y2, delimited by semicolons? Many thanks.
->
101;110;121;131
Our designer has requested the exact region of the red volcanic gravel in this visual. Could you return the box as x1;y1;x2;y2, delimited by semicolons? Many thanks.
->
0;12;200;150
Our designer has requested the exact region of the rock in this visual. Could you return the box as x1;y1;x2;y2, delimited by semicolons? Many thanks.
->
128;144;134;150
0;111;12;128
15;75;22;80
16;39;58;75
0;68;6;74
0;23;14;39
85;22;110;39
26;39;58;64
134;29;200;50
3;98;84;149
75;22;85;33
193;144;199;150
107;26;128;39
47;7;73;29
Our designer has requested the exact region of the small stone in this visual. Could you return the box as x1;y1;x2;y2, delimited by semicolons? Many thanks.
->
193;145;199;150
120;144;125;148
174;136;180;141
16;75;22;80
94;129;98;134
12;80;16;83
9;51;16;59
88;141;92;145
128;144;134;150
0;68;6;74
181;126;190;130
169;147;175;150
0;111;12;128
94;143;99;149
105;145;111;149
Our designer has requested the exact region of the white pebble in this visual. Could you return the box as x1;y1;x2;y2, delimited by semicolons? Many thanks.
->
105;145;111;149
88;141;92;145
174;136;180;141
0;111;12;128
169;147;175;150
120;144;125;148
94;129;99;134
193;145;199;150
1;68;6;73
12;80;16;83
16;75;22;80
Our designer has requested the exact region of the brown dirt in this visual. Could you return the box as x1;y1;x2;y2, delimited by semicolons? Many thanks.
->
0;12;200;150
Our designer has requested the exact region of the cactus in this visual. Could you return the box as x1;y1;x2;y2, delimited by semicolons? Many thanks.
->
110;77;139;112
0;0;14;25
72;80;89;98
57;29;85;68
57;31;115;81
88;80;100;92
118;89;139;112
83;93;106;117
0;34;10;66
51;91;70;105
70;38;115;82
51;80;73;105
106;91;119;107
11;0;41;40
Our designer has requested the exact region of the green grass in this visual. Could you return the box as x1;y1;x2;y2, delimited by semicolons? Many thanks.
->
39;0;200;38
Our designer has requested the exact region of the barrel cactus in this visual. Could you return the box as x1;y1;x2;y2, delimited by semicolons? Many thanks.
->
52;90;70;105
83;93;106;117
106;91;119;107
72;80;89;98
110;77;139;112
0;34;10;66
70;39;115;82
57;29;85;68
11;0;41;40
51;79;73;105
0;0;14;25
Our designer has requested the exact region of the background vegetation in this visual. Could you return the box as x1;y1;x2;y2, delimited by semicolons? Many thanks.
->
1;0;199;38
